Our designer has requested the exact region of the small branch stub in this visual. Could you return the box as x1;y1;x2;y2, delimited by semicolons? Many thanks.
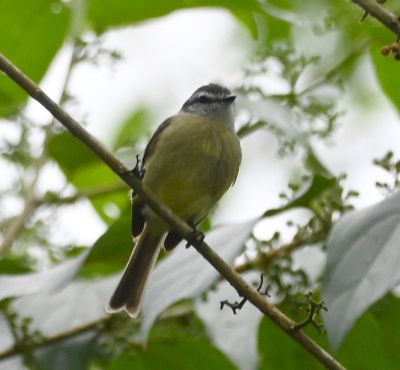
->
291;292;328;334
220;274;271;314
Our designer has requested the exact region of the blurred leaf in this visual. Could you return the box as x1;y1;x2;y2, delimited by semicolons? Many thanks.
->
34;332;96;370
108;336;238;370
0;252;88;301
323;191;400;350
263;174;336;217
112;108;152;151
81;207;131;277
258;313;324;370
87;0;263;34
290;174;336;210
0;0;70;116
139;219;258;340
0;257;32;274
264;14;290;42
48;131;128;222
259;295;400;370
196;271;263;370
304;147;333;178
230;8;259;38
71;163;128;223
335;294;400;370
372;48;400;111
0;312;14;357
47;132;100;177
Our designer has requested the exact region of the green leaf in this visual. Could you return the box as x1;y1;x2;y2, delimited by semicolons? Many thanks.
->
258;295;400;370
108;336;238;370
0;0;70;116
335;295;400;370
112;108;152;151
34;332;96;370
290;174;336;210
323;191;400;349
263;174;336;217
372;48;400;111
87;0;263;34
258;311;325;370
81;207;132;277
71;162;128;223
48;131;128;223
47;132;100;177
264;14;291;42
0;257;32;274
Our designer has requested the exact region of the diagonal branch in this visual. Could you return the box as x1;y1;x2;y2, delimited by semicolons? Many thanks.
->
351;0;400;37
0;52;346;370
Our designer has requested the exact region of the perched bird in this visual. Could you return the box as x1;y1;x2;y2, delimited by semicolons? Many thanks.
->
108;83;241;317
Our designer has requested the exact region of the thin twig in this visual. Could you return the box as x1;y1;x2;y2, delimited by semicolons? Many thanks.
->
0;42;79;256
0;53;346;370
235;228;326;274
34;182;127;207
351;0;400;36
0;146;47;255
0;315;108;361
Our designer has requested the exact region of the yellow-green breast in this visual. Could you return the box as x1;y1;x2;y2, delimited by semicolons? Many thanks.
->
143;113;241;224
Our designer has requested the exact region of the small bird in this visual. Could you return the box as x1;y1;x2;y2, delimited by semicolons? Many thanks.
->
107;83;242;317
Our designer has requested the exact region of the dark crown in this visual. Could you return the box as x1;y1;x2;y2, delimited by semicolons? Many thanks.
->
182;83;235;110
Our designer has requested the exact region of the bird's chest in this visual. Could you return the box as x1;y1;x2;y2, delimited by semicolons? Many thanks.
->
143;119;240;219
159;120;238;188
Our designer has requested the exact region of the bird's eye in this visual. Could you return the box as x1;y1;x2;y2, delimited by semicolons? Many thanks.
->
197;95;211;103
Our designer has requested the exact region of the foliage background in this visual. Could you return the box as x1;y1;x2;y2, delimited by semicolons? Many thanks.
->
1;0;400;369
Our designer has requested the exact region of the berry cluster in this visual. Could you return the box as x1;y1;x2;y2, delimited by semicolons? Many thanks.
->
381;42;400;60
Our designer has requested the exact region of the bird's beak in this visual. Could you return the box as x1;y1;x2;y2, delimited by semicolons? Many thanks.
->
223;95;236;103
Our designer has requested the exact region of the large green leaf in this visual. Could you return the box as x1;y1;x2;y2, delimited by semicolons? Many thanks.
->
108;336;238;370
336;295;400;370
259;316;323;370
258;295;400;370
323;191;400;349
87;0;263;33
0;0;70;116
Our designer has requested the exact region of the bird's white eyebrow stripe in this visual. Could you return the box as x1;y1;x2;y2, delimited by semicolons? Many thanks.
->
193;91;222;100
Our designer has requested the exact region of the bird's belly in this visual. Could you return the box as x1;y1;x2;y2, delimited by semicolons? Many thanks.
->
143;119;240;224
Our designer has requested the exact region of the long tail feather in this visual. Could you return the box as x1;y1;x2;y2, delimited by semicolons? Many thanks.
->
107;225;163;317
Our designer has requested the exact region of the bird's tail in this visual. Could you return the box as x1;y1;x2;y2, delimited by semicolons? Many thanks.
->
107;225;163;317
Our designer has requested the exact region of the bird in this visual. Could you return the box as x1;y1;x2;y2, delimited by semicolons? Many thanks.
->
107;83;242;317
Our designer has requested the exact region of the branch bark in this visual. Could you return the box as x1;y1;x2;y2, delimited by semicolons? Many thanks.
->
0;52;346;370
351;0;400;37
